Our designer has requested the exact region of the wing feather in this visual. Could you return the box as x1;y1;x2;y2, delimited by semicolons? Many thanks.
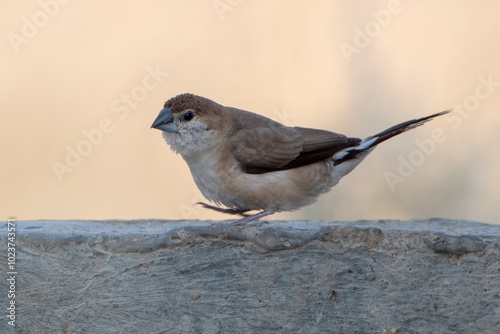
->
230;120;360;174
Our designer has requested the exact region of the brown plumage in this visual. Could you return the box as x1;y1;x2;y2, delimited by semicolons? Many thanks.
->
152;93;450;225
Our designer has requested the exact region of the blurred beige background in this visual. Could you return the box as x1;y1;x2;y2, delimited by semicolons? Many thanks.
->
1;0;499;223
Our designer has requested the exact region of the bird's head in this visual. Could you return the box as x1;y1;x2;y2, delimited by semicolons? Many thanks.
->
151;93;226;157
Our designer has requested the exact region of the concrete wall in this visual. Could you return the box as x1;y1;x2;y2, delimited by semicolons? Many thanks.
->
1;219;499;333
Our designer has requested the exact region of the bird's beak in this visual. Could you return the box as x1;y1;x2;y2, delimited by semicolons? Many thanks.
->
151;108;179;133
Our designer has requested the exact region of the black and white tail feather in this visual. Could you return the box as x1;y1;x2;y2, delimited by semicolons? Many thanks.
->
333;110;451;165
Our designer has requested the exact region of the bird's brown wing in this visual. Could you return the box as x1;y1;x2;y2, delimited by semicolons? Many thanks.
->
231;126;304;172
285;127;361;169
231;125;361;174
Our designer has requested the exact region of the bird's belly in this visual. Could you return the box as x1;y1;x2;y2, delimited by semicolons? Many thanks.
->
188;158;339;212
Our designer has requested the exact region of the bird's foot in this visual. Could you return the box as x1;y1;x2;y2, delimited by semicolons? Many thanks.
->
198;202;275;227
196;202;251;217
231;209;275;227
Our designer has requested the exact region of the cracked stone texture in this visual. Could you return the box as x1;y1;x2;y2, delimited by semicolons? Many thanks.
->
1;219;499;333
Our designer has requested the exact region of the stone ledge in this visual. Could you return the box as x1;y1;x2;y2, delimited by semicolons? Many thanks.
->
1;219;499;333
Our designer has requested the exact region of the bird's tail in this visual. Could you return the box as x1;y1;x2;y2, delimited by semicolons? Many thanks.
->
333;110;451;164
364;110;451;147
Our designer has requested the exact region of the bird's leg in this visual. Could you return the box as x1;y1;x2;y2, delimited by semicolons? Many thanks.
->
197;202;275;226
196;202;252;217
232;209;275;226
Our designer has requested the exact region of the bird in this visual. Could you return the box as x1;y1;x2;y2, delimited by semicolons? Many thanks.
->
151;93;449;225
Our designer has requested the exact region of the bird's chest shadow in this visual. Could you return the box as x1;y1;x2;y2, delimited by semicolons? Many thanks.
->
186;154;236;200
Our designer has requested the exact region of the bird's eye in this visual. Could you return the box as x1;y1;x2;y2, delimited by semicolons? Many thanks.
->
182;110;195;122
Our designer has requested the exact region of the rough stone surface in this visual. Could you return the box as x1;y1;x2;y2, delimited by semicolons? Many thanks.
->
1;218;499;333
